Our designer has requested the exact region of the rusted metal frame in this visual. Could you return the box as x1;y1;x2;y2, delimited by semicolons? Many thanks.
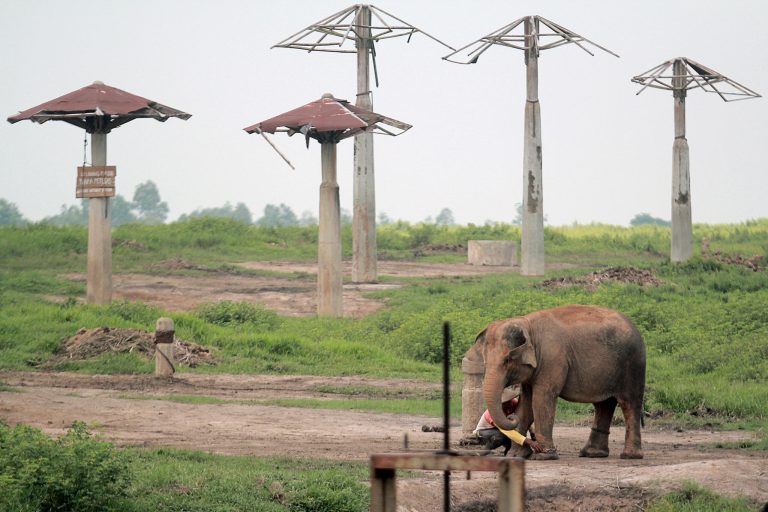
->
271;5;356;49
368;7;395;40
374;29;419;41
442;17;526;63
254;129;295;170
538;15;619;57
633;61;674;95
370;4;455;50
535;17;592;55
685;57;761;99
371;453;521;472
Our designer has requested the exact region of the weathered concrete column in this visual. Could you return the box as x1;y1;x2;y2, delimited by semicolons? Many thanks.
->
318;142;343;317
671;59;692;262
154;317;175;377
352;5;378;283
86;132;112;304
461;355;486;435
521;17;545;277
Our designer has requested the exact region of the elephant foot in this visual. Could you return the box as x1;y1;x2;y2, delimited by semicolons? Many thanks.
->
508;444;532;459
620;451;643;460
529;448;559;461
579;446;609;458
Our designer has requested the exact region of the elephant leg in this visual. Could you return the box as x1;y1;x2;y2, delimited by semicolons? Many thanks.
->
619;399;644;459
507;386;535;459
528;388;559;461
579;397;616;458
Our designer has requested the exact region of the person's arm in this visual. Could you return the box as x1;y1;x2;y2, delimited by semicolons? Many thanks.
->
497;427;527;446
498;427;544;453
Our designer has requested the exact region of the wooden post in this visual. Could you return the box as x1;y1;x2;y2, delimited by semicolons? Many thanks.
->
86;132;113;304
352;5;378;284
671;58;692;262
318;140;343;317
498;458;526;512
461;355;485;435
521;17;545;277
370;467;396;512
154;317;175;377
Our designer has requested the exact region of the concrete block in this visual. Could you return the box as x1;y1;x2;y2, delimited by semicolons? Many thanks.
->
468;240;517;266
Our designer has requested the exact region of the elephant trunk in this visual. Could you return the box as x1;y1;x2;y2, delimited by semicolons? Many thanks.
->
483;365;517;431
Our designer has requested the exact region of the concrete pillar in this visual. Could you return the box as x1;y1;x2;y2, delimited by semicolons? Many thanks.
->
521;17;545;277
318;142;343;317
86;132;112;304
154;317;175;377
671;59;692;262
352;5;378;283
461;355;485;435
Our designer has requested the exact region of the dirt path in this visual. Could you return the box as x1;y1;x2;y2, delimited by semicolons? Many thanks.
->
61;260;575;317
1;371;765;511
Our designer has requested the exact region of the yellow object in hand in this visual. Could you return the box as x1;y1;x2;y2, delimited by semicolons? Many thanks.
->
498;427;526;446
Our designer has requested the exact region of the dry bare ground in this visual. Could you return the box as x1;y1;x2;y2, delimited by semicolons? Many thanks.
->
63;260;568;317
0;371;765;511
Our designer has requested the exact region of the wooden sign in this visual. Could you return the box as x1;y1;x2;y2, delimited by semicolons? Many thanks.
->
76;166;116;198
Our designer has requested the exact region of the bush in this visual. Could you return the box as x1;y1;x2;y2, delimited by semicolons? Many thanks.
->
0;421;131;512
196;300;280;330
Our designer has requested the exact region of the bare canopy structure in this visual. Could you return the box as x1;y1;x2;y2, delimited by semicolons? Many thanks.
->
8;81;190;304
273;4;453;283
632;58;761;262
244;93;410;317
444;16;617;276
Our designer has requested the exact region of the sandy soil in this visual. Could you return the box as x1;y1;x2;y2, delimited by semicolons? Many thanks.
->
1;371;765;511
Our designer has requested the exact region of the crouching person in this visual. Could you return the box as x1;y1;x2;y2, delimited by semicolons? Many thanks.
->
473;385;542;456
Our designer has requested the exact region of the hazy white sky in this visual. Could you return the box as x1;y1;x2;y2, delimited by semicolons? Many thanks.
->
1;1;766;226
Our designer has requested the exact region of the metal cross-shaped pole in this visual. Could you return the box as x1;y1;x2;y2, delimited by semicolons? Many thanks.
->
273;5;453;283
445;15;617;276
632;57;761;262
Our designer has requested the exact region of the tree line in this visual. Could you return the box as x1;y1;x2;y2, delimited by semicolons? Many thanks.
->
0;181;670;227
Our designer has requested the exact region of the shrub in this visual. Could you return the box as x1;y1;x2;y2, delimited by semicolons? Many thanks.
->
196;300;280;330
0;421;131;512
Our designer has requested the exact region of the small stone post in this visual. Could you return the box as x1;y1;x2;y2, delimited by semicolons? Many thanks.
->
154;317;175;377
461;355;485;435
86;131;113;304
521;17;545;277
318;140;343;317
352;4;378;284
671;58;692;262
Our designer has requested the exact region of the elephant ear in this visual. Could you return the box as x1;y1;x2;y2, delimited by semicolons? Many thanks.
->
503;322;537;369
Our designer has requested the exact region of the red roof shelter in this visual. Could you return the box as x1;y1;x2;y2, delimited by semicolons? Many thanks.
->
8;81;190;304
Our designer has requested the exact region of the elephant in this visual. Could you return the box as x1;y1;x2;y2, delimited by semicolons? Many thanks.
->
466;304;646;460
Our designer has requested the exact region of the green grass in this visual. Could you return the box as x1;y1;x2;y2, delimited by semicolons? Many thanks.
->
1;218;767;430
646;482;756;512
125;448;369;512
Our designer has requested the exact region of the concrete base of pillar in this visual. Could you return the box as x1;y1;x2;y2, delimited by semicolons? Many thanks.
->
468;240;517;266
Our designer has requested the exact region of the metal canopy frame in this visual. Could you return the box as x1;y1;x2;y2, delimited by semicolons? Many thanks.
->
631;57;761;101
272;3;453;53
272;3;454;87
443;15;618;64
